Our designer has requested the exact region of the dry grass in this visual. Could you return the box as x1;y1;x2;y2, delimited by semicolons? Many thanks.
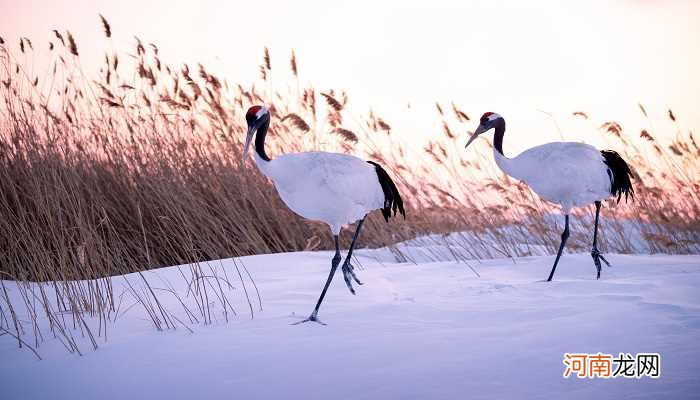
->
0;20;698;357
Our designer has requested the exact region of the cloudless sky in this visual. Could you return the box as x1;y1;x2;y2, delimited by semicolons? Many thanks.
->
1;0;698;154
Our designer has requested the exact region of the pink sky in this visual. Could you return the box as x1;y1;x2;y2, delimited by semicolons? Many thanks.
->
2;0;699;153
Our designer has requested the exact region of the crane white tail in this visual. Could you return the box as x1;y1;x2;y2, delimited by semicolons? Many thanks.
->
367;161;406;222
601;150;634;203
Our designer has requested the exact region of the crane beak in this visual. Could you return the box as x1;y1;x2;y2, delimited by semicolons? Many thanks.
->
465;125;486;149
242;127;255;161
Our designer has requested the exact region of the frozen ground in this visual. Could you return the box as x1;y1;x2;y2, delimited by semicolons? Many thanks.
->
1;250;699;399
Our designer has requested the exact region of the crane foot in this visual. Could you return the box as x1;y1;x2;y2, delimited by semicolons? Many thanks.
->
291;313;326;326
591;248;611;279
341;262;363;295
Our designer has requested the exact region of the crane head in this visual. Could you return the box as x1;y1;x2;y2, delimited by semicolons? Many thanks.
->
243;105;270;161
465;112;502;148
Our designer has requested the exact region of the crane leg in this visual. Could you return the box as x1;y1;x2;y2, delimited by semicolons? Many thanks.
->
341;216;366;295
591;201;611;279
546;214;570;282
292;235;342;325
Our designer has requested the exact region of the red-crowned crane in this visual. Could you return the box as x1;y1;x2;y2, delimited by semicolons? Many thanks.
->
465;112;634;281
243;105;405;324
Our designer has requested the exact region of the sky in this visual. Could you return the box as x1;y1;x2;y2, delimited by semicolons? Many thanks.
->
1;0;699;154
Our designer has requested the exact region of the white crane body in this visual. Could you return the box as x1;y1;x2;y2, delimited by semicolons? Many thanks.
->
254;151;385;235
494;142;612;213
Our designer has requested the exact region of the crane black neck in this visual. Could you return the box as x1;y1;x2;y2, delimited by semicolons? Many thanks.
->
254;117;271;162
493;118;506;156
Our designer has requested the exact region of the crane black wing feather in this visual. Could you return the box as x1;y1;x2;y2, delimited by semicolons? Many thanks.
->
367;161;406;222
601;150;635;203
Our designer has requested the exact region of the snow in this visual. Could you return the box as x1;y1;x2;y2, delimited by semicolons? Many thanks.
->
2;250;699;399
